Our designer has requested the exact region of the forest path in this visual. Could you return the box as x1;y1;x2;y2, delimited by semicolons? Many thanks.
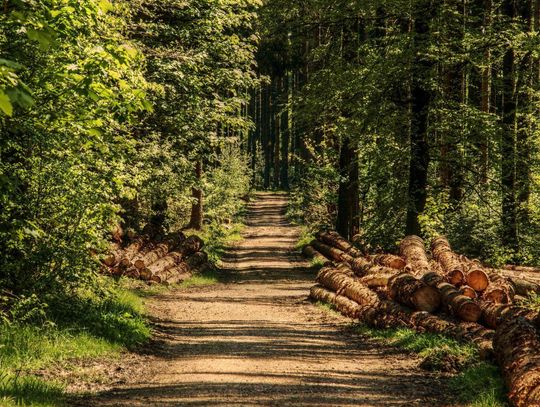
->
84;192;451;406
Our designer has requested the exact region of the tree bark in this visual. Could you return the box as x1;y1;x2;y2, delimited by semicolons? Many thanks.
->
405;1;434;236
501;0;518;251
188;160;204;230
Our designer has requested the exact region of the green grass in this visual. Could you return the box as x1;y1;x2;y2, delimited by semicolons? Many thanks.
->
178;269;221;288
449;362;507;407
0;280;152;406
315;301;338;314
355;325;478;372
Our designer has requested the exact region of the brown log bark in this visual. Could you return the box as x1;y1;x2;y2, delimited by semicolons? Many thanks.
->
133;243;169;270
369;254;407;270
487;268;540;297
422;272;481;322
180;235;205;257
186;251;209;269
103;243;123;267
146;252;183;275
311;240;353;263
310;285;493;357
430;236;466;286
302;245;331;266
388;273;441;313
118;237;147;267
317;231;362;257
399;235;431;277
493;317;540;407
317;267;379;305
480;302;539;329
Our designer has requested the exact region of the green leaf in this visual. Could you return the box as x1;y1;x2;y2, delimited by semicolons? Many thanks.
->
0;91;13;116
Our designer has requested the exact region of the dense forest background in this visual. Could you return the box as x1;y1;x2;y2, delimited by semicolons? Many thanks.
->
251;0;540;266
1;0;540;315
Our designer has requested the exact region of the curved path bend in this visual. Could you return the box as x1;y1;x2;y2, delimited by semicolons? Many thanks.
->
85;192;450;406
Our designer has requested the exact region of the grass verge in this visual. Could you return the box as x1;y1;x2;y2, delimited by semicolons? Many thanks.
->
0;280;151;406
314;302;507;407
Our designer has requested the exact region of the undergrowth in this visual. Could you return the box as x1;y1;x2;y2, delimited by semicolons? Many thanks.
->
0;279;151;406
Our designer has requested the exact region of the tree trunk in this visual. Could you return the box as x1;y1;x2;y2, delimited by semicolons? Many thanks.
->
188;160;203;230
280;72;290;190
405;1;433;236
501;0;518;251
336;137;360;240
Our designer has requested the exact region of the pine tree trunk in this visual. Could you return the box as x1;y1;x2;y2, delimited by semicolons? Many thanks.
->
280;72;290;190
188;160;203;230
501;0;518;251
406;2;433;236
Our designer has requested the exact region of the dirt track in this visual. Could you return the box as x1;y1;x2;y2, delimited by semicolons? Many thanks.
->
84;192;451;406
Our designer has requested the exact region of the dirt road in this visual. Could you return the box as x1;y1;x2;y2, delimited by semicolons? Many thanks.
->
85;193;450;406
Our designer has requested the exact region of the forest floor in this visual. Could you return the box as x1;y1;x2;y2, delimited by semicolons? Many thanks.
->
77;192;454;406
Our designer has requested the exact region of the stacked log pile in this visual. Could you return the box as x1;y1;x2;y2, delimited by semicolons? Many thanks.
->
304;232;540;406
101;232;211;285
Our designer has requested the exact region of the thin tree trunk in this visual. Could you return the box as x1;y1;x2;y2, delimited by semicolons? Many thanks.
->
336;137;360;240
280;72;290;190
188;160;203;230
501;0;518;251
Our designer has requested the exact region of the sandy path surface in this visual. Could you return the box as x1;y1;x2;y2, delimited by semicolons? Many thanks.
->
84;193;451;406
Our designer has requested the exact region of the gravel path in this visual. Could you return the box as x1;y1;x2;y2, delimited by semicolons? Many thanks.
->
84;192;452;406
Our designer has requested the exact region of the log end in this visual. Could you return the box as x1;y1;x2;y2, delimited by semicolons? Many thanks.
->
447;269;466;286
459;285;477;299
466;269;489;292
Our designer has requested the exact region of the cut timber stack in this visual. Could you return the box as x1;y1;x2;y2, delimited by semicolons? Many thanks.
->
302;230;540;405
101;231;212;285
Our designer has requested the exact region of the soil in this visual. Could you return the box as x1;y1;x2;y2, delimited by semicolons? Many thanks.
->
76;192;453;406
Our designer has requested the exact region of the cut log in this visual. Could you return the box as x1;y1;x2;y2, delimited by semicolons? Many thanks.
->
504;264;540;273
459;285;477;299
399;235;431;276
486;268;534;298
430;236;466;285
154;262;191;284
480;302;539;329
186;251;209;269
302;245;331;266
133;243;169;270
422;272;481;322
103;244;123;267
317;267;379;306
180;235;204;257
493;317;540;407
118;237;148;267
369;254;407;270
388;273;441;313
464;267;489;292
317;231;362;257
146;252;183;275
310;285;493;357
311;240;353;263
